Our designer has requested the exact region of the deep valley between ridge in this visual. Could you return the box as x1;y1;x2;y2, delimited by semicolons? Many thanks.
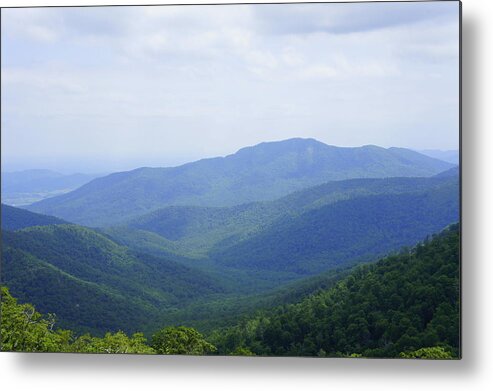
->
1;139;460;358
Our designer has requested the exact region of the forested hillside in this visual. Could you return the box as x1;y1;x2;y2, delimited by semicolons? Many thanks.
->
104;175;459;279
118;175;457;258
211;224;460;358
27;139;454;226
0;286;214;355
1;173;459;338
213;179;458;274
1;224;228;335
1;204;68;231
1;139;460;356
1;224;460;359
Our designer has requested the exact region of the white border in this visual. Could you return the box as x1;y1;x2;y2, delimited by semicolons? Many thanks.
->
2;1;492;390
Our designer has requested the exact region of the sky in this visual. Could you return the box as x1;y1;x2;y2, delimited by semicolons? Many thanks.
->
1;1;460;173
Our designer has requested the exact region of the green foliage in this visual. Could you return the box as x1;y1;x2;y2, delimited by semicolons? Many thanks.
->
119;176;458;262
229;347;255;356
399;346;454;359
213;180;459;275
70;332;155;354
2;224;227;335
2;147;460;356
151;326;216;355
211;224;460;358
1;286;71;352
27;139;454;226
1;287;222;355
2;223;460;358
157;267;350;333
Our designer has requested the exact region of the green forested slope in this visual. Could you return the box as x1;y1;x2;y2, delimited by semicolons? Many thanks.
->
27;139;453;226
212;178;458;274
1;286;213;355
157;267;352;333
1;204;68;231
104;176;458;268
1;224;228;335
211;224;460;358
119;176;457;258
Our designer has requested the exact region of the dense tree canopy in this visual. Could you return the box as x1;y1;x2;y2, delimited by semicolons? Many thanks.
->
399;346;454;359
210;224;460;358
2;224;227;335
2;224;460;358
151;326;216;355
0;286;71;352
1;287;216;355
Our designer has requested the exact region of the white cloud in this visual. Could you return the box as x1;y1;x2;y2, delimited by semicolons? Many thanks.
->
2;68;88;94
299;65;338;80
1;3;459;172
1;8;61;43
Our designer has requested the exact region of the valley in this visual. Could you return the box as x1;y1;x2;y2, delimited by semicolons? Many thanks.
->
0;139;460;357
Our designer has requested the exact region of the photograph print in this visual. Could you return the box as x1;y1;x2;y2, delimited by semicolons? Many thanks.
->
0;0;461;359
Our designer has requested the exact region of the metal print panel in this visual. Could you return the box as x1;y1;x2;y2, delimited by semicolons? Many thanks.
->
0;1;461;359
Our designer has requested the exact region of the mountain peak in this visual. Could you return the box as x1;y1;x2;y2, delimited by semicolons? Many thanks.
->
27;140;454;226
232;137;326;156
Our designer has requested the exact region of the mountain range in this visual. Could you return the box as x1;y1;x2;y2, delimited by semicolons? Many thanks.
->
1;138;460;340
1;209;228;335
104;174;458;276
26;138;454;226
1;203;68;231
419;149;459;165
212;224;460;357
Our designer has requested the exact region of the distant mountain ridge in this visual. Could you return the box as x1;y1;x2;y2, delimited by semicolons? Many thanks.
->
418;149;459;165
434;166;459;178
27;138;454;226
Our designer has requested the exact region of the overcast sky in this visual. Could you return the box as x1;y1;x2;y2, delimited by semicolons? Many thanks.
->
1;2;460;173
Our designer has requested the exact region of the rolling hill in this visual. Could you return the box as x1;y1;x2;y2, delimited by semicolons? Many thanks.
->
1;224;228;335
419;149;459;165
1;204;68;231
211;224;460;358
212;177;459;275
434;166;460;178
26;138;454;226
116;175;459;261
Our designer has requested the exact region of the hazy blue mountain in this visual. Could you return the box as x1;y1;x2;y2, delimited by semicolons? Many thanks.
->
211;177;459;275
1;224;228;335
434;166;460;178
27;139;454;226
117;175;459;259
2;169;101;206
1;204;68;231
418;149;459;165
